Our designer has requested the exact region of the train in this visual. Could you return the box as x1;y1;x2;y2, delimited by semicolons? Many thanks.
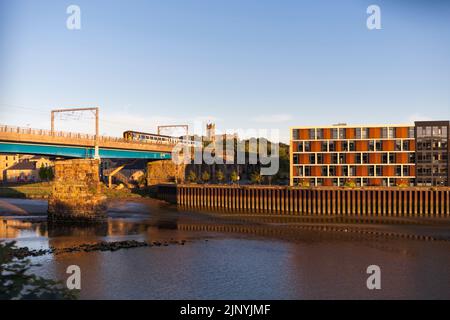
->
123;130;197;146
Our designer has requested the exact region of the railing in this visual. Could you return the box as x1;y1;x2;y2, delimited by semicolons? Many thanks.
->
0;124;199;147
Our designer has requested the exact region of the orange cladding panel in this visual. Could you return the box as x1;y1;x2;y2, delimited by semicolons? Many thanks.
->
311;141;321;152
346;128;355;139
369;128;381;138
356;141;368;151
299;129;309;140
395;127;408;138
382;140;394;151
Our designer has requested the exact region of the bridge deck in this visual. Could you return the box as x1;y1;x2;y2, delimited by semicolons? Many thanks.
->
0;125;190;159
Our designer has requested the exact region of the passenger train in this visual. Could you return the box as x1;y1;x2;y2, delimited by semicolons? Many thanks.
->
123;130;197;146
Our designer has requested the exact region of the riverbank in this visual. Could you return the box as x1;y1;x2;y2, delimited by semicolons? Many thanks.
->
0;182;146;200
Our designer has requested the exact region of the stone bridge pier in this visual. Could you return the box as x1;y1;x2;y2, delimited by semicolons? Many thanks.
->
48;159;107;222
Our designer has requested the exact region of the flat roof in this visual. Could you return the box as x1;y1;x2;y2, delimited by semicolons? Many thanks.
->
290;124;414;130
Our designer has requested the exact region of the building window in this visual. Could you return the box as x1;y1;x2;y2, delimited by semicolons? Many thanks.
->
343;166;349;176
349;141;355;151
309;129;315;140
389;153;395;164
382;154;388;164
329;166;336;176
369;166;375;176
408;127;414;138
309;154;315;163
395;140;402;151
317;154;323;164
321;167;327;176
355;128;361;139
362;153;368;164
375;166;382;176
331;128;338;139
297;142;304;152
381;128;388;139
304;166;311;176
321;141;328;152
339;129;345;139
342;141;348;151
339;153;346;164
349;166;356;176
316;129;323;139
329;141;335;151
331;154;338;164
389;127;395;138
293;154;299;164
375;140;381;151
293;129;299;140
356;153;362;164
304;141;310;152
396;166;402;176
403;166;410;177
403;140;410;151
369;140;375;151
362;128;368;139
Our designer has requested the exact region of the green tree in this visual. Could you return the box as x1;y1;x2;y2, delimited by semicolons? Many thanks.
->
46;167;54;181
250;171;263;185
201;171;210;183
215;170;224;184
38;164;48;181
0;241;77;300
187;170;197;183
230;170;239;184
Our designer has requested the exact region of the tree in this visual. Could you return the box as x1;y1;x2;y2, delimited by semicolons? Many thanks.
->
201;171;210;183
230;170;239;184
215;170;224;184
46;167;54;181
0;241;77;300
187;170;197;183
38;165;54;182
250;171;263;185
38;164;48;181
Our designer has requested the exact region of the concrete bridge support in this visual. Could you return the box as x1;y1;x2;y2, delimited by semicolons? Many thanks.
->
48;159;107;222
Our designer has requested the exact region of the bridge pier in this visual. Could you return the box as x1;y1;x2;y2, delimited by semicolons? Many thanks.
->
48;159;107;222
147;160;186;185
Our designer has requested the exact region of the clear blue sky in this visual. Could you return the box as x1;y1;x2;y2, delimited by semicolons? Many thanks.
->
1;0;449;142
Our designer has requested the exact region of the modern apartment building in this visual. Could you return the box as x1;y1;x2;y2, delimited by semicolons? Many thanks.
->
415;121;449;186
290;124;417;187
290;121;450;187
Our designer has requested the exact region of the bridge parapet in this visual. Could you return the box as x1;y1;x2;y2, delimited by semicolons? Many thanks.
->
0;124;197;154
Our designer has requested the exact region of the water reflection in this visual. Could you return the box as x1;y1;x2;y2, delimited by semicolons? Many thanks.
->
1;198;450;299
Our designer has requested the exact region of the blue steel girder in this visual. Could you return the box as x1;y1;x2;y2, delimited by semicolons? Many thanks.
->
0;142;171;160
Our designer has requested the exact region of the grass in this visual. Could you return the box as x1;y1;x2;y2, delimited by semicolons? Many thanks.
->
0;182;52;198
0;182;145;200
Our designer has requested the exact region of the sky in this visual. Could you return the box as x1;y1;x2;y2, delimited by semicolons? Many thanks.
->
0;0;449;142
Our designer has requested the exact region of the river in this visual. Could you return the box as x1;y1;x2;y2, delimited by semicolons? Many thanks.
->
1;197;450;299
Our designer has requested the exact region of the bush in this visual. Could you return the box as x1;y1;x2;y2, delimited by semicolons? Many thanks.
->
215;170;224;183
0;241;77;300
230;170;239;184
187;171;197;183
250;172;263;185
201;171;210;183
344;180;356;188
